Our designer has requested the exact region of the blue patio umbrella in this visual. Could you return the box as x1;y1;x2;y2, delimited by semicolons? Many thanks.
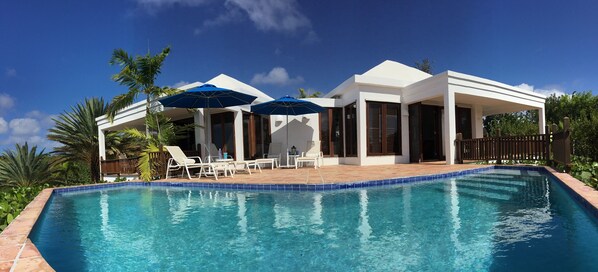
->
159;84;257;161
251;96;325;165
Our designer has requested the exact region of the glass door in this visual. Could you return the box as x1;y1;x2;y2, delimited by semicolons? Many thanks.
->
211;112;235;159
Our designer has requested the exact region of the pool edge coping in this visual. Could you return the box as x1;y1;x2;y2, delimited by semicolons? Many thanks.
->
2;165;598;271
0;188;54;272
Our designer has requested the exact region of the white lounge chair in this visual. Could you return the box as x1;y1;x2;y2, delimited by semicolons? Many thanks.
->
165;146;212;179
264;142;282;167
295;141;323;169
165;146;229;180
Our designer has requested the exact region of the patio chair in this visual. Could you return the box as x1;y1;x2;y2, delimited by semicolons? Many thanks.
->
295;141;323;169
263;142;282;167
205;143;220;162
165;146;212;179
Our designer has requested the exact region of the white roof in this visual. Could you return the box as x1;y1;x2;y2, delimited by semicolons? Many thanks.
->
206;74;273;103
362;60;432;83
324;60;433;98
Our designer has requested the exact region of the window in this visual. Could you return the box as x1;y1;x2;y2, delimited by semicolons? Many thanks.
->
456;107;472;139
243;113;271;160
320;108;343;157
211;112;235;158
172;117;196;151
344;103;357;157
367;102;402;155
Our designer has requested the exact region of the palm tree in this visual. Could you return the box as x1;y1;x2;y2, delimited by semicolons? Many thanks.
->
106;46;179;135
47;97;108;182
120;112;176;181
0;143;54;187
297;88;321;98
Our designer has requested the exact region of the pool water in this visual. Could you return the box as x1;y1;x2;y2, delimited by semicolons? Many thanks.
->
30;169;598;271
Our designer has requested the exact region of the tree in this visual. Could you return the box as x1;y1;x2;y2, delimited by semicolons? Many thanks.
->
47;97;108;182
120;112;176;181
106;46;179;135
297;88;321;98
415;58;433;74
0;143;54;187
483;111;538;137
544;91;598;160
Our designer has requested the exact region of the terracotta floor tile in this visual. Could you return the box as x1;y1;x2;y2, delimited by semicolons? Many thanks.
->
0;261;13;272
162;163;488;185
0;234;27;247
19;241;41;259
0;244;20;262
13;257;54;272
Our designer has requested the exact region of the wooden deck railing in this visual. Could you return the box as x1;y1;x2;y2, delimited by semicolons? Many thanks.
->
456;133;550;164
455;117;572;170
100;157;140;177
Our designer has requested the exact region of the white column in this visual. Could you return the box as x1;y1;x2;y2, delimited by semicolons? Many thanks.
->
357;93;367;165
98;129;106;161
401;102;410;162
472;105;484;138
234;109;244;161
444;89;456;165
538;106;546;134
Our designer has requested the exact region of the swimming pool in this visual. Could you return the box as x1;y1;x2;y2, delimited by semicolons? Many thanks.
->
30;168;598;271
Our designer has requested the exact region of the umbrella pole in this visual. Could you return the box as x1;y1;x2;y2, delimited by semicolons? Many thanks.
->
286;112;290;166
206;106;211;163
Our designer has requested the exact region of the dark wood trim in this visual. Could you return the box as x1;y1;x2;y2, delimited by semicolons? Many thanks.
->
366;101;402;156
211;111;235;155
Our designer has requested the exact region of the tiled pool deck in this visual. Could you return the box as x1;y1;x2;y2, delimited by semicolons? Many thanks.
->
1;164;597;272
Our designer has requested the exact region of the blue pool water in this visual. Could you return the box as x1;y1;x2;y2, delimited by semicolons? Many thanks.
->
30;168;598;271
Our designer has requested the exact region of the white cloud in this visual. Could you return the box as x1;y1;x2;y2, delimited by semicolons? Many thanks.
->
137;0;318;41
5;68;16;78
0;93;15;111
515;83;566;97
303;30;320;44
192;0;317;42
9;118;40;135
0;111;59;151
172;81;191;88
0;118;7;134
251;67;304;86
136;0;210;13
194;4;244;34
227;0;311;33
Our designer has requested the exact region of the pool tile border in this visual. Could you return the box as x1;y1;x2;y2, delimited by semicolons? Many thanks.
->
53;166;496;194
3;164;598;272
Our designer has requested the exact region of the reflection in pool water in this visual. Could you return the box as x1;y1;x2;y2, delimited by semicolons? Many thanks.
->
30;169;598;271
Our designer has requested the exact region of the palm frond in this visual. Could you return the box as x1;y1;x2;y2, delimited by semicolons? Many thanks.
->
0;143;54;187
47;97;108;182
106;90;138;122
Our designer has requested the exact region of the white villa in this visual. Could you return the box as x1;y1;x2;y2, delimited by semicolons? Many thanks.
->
96;60;546;171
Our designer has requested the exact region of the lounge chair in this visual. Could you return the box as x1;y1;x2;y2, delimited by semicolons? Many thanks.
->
165;146;229;180
295;141;323;169
263;142;282;168
165;146;211;179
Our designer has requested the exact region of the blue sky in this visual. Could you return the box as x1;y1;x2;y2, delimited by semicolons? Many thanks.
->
1;0;597;152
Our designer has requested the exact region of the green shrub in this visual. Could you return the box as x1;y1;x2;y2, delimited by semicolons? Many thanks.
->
0;185;48;230
570;156;598;189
